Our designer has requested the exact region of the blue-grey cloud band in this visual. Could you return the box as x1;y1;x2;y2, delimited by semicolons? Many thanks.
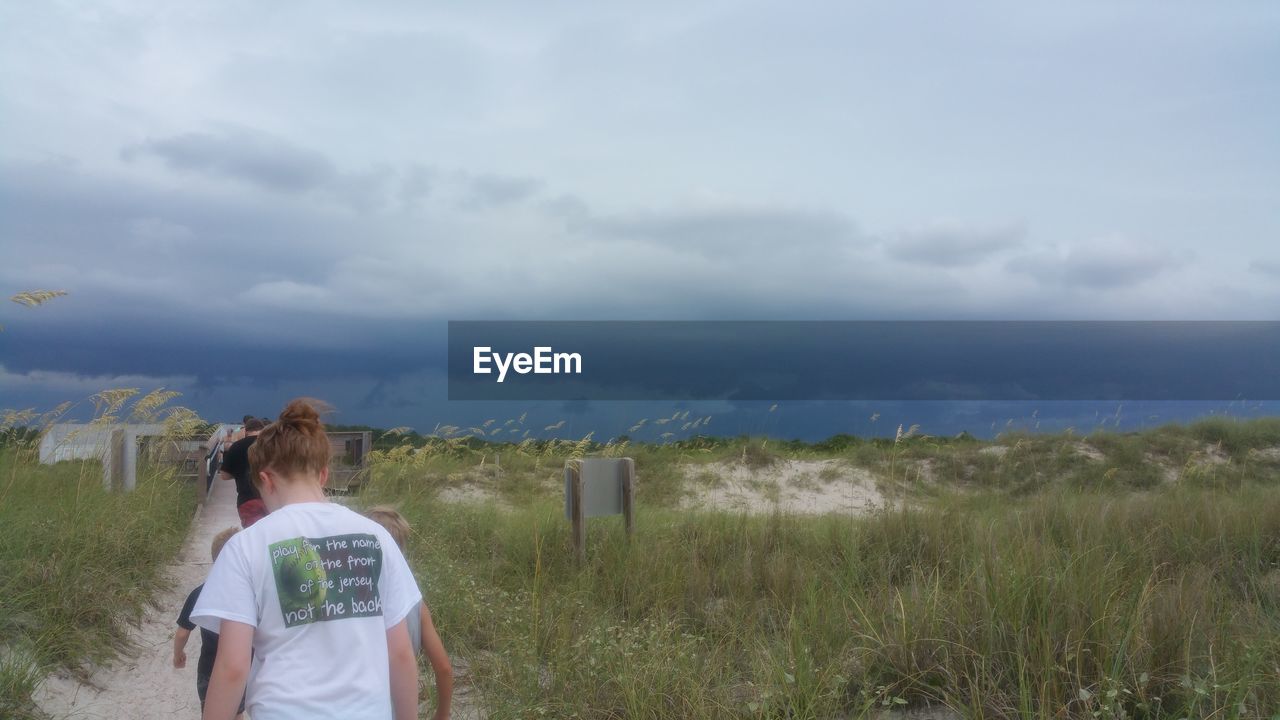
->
448;321;1280;401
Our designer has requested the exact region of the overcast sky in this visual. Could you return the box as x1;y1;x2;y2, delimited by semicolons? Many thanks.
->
2;1;1277;431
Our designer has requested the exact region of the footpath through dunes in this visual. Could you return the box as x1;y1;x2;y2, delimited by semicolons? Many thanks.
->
35;475;482;720
35;476;243;719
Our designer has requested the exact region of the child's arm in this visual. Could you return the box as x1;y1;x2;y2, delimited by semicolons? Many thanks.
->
387;617;419;720
420;603;453;720
202;620;252;720
172;627;191;668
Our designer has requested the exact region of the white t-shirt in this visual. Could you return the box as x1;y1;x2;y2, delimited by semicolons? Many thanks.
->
191;501;422;720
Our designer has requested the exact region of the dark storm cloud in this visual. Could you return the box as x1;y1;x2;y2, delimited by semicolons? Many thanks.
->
3;1;1278;439
359;375;437;410
448;321;1280;402
124;129;338;193
887;222;1024;267
1;311;448;385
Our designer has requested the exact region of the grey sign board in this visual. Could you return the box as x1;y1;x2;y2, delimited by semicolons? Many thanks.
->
564;458;628;519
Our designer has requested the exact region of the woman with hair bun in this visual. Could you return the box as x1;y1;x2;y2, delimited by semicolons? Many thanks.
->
191;399;420;720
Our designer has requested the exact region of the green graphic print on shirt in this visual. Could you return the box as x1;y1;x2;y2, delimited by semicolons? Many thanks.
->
270;533;385;628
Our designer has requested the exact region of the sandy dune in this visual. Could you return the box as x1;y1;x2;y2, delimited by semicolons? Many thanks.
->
681;458;888;515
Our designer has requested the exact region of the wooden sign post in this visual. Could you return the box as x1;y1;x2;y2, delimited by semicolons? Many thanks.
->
568;461;586;564
565;457;635;562
621;457;634;537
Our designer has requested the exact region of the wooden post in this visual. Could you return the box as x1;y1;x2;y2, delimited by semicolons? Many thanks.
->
103;428;125;491
122;428;139;492
621;457;635;538
569;460;585;564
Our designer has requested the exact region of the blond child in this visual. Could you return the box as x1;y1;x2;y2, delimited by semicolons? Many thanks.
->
192;399;421;720
175;526;244;717
365;506;454;720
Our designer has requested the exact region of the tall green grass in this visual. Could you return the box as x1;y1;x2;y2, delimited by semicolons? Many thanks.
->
0;451;196;718
362;420;1280;719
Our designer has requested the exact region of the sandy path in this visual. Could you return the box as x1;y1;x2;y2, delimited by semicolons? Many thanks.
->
35;475;243;719
35;477;481;720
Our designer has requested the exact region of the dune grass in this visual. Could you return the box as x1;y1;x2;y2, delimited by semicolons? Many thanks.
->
366;417;1280;509
362;418;1280;719
0;450;196;718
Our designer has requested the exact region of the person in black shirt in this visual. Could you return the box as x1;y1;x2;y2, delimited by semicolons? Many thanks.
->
174;526;244;716
219;416;267;527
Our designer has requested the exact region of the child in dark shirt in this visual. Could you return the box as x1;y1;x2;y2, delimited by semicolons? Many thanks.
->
174;526;244;716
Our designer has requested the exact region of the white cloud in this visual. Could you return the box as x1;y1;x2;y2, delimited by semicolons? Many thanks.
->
886;221;1025;267
1249;258;1280;277
240;280;333;309
129;216;196;252
1007;235;1181;289
0;364;195;399
0;1;1276;331
124;129;337;192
